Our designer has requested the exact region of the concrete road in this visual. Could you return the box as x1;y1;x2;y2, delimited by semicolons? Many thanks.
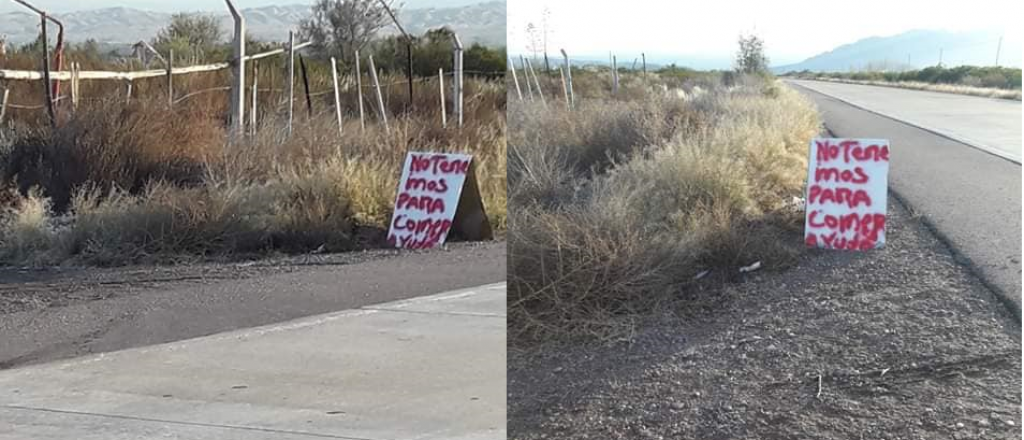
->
788;81;1022;316
1;242;505;369
0;283;507;440
789;80;1022;162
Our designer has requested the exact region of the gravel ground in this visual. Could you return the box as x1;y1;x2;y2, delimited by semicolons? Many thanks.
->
508;198;1020;439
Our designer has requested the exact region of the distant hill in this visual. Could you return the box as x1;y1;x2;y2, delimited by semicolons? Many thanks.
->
0;1;505;48
773;29;1020;73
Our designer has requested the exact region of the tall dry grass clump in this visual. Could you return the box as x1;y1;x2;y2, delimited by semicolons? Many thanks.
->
509;76;820;341
0;75;506;266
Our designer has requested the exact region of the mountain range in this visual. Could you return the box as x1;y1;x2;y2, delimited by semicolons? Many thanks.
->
773;29;1020;73
0;1;505;47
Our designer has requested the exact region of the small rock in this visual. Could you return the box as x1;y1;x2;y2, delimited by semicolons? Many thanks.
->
693;391;701;398
1005;420;1015;426
670;402;685;410
955;422;964;429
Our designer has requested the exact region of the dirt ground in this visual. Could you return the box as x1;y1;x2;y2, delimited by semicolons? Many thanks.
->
508;198;1021;439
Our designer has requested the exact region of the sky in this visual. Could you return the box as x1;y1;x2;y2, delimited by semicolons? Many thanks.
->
508;0;1022;67
0;0;484;13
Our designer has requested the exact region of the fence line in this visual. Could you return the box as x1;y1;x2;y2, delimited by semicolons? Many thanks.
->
0;42;313;82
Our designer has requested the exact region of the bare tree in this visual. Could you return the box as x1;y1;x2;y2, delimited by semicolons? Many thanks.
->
300;0;396;65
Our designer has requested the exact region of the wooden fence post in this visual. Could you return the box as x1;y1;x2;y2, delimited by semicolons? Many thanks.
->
452;34;463;128
287;30;295;136
167;49;174;106
251;59;259;135
559;66;570;111
330;56;343;135
508;57;523;101
40;15;55;128
0;88;9;124
354;50;366;132
520;55;535;101
299;55;312;118
525;57;545;107
439;67;446;128
225;0;245;136
612;55;619;94
561;49;574;110
70;62;78;110
367;54;388;132
125;81;132;105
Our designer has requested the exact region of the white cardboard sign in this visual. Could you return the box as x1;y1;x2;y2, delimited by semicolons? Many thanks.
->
387;152;474;249
804;138;890;250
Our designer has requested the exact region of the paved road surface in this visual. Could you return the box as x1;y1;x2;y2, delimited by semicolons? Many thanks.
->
789;80;1022;162
788;81;1021;316
1;242;506;369
0;283;507;440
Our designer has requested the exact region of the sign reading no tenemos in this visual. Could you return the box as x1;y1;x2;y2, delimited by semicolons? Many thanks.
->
804;138;890;250
387;152;478;249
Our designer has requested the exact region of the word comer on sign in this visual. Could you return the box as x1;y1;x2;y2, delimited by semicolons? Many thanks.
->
387;152;492;249
804;138;890;250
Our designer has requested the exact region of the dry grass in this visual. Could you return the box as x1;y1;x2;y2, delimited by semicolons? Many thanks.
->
508;74;820;342
0;63;505;266
808;77;1023;100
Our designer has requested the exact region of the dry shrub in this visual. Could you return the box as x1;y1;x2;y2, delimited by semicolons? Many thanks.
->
509;76;821;341
0;71;506;265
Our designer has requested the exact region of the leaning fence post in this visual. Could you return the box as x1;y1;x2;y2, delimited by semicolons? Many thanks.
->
367;54;388;133
560;48;574;110
452;33;464;128
558;66;570;111
520;55;535;101
40;14;55;128
330;56;343;135
438;67;447;128
525;57;546;107
0;88;9;124
225;0;245;136
287;30;295;136
508;57;523;101
354;50;365;132
125;81;133;105
299;55;312;118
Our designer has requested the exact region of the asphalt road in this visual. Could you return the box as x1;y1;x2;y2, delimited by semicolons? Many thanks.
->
788;80;1021;316
0;283;507;440
0;242;506;369
789;80;1021;162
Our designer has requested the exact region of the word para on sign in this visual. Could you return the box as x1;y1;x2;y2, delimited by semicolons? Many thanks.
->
386;152;478;250
804;138;890;250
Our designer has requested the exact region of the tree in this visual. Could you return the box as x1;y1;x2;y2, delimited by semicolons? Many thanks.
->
299;0;395;66
735;33;769;74
151;12;224;61
525;22;542;61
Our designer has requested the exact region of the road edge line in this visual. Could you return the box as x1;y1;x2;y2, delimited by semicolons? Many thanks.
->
816;125;1022;326
788;80;1022;165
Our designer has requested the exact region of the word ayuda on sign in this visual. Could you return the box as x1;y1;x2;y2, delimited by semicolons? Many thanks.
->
804;138;890;250
387;152;489;249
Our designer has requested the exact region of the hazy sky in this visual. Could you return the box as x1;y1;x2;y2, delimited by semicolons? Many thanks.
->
508;0;1021;66
0;0;483;13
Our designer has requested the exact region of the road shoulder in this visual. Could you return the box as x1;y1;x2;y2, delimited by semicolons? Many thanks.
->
509;198;1020;439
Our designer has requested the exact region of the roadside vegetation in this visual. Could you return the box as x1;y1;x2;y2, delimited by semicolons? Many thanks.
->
508;38;821;341
787;65;1023;100
0;6;506;267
